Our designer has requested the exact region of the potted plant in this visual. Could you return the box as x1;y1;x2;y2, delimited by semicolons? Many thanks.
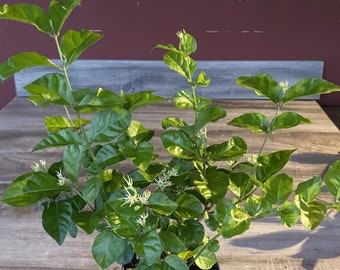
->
0;1;340;269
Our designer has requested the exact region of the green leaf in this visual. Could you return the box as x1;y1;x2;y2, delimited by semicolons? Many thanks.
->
127;120;154;144
72;210;105;234
245;194;272;218
236;74;282;104
87;108;131;142
256;149;296;182
196;71;211;87
173;90;195;109
63;144;86;184
263;173;293;205
75;88;126;112
159;231;186;254
33;129;83;151
177;30;197;55
92;229;128;269
148;192;178;215
24;73;73;106
194;240;219;270
283;78;340;104
220;208;251;238
227;173;254;197
164;51;196;80
277;202;299;227
271;112;311;131
44;116;72;133
82;176;102;202
134;231;163;265
60;29;103;66
295;197;327;230
178;220;204;250
195;106;226;130
214;198;235;224
0;172;70;207
123;91;165;111
162;117;187;129
96;143;125;167
0;52;58;82
295;176;322;203
122;141;154;171
48;0;81;35
324;160;340;200
162;255;189;270
228;113;270;133
0;4;51;34
175;193;204;218
206;136;247;162
42;201;73;245
161;130;200;159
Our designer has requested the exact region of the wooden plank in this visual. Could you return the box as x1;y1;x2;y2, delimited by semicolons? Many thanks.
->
14;60;324;99
1;98;339;270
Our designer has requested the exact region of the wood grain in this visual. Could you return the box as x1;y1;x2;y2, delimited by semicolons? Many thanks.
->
0;98;339;270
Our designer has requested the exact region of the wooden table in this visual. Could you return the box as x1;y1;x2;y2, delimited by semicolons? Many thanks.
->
1;98;339;270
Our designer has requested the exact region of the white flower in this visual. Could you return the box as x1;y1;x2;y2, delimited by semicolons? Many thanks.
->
279;81;289;93
136;211;149;226
31;159;47;172
154;168;178;191
56;169;67;186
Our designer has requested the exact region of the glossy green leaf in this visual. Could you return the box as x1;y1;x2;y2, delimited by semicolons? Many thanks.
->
0;52;58;82
228;113;270;133
162;117;187;129
48;0;81;35
60;29;103;66
195;105;226;130
220;208;250;238
96;143;125;167
161;130;200;159
134;231;163;266
63;144;86;184
173;90;195;109
0;172;70;207
127;120;154;144
271;112;311;131
159;231;186;254
92;229;127;269
324;160;340;200
295;197;327;230
295;176;322;203
0;3;51;34
283;78;340;104
45;116;72;133
206;136;247;162
72;210;105;234
123;91;165;111
175;193;204;218
228;172;253;198
214;198;235;224
236;74;282;104
42;201;73;245
177;30;197;55
33;129;83;151
277;202;299;227
164;51;196;80
82;176;102;202
87;108;131;142
245;194;272;218
178;220;204;250
263;173;293;205
256;149;296;182
122;141;154;171
148;192;178;215
75;88;126;112
196;71;211;87
163;255;189;270
24;73;73;105
194;240;219;270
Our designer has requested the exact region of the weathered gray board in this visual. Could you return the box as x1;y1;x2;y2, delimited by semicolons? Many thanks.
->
14;60;324;99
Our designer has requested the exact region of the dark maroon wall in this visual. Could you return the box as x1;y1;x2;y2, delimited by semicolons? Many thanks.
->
1;0;340;108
